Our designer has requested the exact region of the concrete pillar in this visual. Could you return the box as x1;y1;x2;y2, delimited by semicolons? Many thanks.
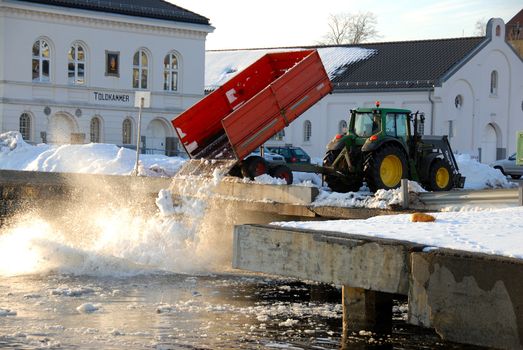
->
342;285;393;334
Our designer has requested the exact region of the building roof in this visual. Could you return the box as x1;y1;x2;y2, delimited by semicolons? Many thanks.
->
328;37;485;91
205;36;486;92
15;0;210;26
506;9;523;40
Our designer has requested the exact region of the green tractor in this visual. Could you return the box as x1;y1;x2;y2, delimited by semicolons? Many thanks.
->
323;105;465;193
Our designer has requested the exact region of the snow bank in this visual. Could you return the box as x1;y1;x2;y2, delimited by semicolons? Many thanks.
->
457;154;513;189
0;131;185;176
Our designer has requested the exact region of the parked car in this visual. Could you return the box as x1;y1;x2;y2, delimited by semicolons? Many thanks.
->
490;153;523;179
266;146;311;164
250;147;286;165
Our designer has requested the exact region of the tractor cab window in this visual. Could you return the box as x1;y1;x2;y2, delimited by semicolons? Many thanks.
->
353;113;381;137
385;113;408;142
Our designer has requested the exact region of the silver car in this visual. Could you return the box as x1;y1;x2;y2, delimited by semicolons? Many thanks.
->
250;147;287;165
490;153;523;179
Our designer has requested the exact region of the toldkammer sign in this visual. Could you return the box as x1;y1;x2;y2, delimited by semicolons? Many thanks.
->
93;91;130;103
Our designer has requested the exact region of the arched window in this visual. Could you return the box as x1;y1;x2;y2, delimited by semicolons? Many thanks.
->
32;39;50;82
19;113;31;140
338;120;347;134
455;95;463;109
164;52;179;91
68;43;85;85
490;70;498;95
122;118;133;144
133;49;148;89
303;120;312;142
90;117;101;143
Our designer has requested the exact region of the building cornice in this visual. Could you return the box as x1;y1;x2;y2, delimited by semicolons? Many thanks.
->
0;1;211;39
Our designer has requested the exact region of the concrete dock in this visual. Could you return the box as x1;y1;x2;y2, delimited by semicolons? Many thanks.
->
233;224;523;349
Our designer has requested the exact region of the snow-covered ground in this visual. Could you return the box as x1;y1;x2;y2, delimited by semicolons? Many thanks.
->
273;206;523;260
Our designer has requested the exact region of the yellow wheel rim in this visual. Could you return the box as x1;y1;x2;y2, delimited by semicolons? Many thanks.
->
435;167;450;189
380;155;403;187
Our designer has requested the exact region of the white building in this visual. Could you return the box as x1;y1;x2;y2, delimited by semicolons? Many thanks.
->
0;0;212;154
206;18;523;163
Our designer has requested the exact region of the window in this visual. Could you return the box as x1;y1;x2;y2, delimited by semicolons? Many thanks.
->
271;129;285;141
133;50;148;89
448;120;454;138
164;52;178;91
19;113;31;140
303;120;312;142
454;95;463;109
338;120;347;134
32;39;50;82
490;70;498;95
122;118;133;144
68;43;85;85
90;117;101;143
385;113;408;142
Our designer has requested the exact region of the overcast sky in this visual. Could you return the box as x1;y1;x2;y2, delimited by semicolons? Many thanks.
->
169;0;521;50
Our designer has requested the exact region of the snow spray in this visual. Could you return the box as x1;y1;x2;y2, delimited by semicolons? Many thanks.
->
0;165;237;277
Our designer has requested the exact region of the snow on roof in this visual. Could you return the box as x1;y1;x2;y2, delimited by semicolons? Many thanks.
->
205;47;376;91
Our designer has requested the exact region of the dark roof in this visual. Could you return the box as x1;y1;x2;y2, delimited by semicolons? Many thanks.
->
15;0;210;25
324;37;485;91
506;9;523;40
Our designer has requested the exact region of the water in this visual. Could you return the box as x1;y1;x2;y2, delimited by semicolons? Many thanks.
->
1;272;478;350
0;175;480;349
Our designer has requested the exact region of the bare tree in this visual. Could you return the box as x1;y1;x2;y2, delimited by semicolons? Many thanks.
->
319;12;379;45
474;18;487;36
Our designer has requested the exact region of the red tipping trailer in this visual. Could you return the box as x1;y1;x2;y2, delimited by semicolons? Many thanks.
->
172;50;332;181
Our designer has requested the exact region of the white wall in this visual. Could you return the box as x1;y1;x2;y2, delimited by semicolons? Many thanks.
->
275;19;523;163
437;18;523;162
0;0;211;149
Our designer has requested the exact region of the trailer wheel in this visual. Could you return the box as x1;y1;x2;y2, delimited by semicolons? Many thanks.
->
269;165;293;185
426;158;454;191
364;144;407;192
323;150;363;193
241;156;268;180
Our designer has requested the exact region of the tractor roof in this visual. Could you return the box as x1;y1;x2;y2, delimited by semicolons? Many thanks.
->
353;107;412;114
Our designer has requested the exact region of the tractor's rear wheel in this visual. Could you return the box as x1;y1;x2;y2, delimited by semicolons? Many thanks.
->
241;156;268;180
323;150;363;193
364;144;407;192
269;165;293;184
425;158;453;191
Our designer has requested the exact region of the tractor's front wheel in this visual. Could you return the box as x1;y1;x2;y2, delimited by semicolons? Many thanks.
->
364;144;407;192
425;158;454;191
323;150;363;193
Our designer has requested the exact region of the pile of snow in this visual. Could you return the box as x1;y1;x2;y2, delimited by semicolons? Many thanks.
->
273;206;523;259
312;181;426;210
0;131;185;177
456;154;513;189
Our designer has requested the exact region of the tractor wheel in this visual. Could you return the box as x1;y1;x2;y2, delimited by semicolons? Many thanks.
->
269;165;293;185
228;164;242;178
241;156;268;180
511;174;522;179
323;150;363;193
364;144;407;192
426;158;454;191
